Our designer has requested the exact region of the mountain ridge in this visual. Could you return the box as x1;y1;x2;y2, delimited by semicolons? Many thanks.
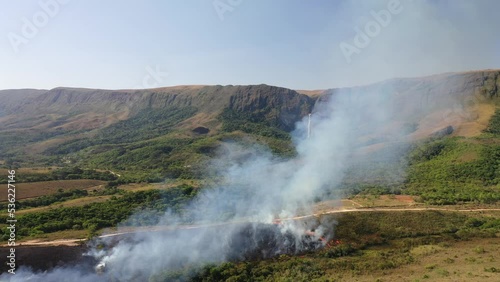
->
0;69;499;177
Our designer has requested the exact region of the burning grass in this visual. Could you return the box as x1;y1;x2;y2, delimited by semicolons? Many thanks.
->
148;210;500;281
3;208;500;280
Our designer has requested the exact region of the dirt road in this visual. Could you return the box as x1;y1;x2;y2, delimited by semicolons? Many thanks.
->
7;206;500;247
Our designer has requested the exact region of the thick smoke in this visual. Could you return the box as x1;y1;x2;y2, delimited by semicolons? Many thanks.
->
4;0;498;280
3;83;405;281
86;91;389;281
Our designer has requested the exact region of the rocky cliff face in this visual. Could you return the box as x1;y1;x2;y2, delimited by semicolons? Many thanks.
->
227;85;314;131
0;70;499;169
1;69;499;136
0;84;315;132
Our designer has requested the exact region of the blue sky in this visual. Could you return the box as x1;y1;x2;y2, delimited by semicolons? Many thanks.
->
0;0;499;90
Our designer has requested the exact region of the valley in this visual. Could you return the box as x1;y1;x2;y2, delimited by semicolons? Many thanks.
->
1;70;500;280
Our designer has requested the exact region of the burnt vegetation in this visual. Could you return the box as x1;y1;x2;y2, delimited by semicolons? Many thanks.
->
149;211;500;282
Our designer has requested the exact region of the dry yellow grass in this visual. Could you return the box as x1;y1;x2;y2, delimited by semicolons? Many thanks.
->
453;103;496;137
120;179;200;192
0;167;60;175
0;179;106;201
296;89;325;98
334;238;500;282
119;183;162;192
354;103;497;158
349;194;418;208
13;195;115;215
20;229;88;243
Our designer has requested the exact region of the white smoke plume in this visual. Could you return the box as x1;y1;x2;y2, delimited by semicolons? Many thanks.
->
3;0;499;281
88;92;379;280
3;82;404;281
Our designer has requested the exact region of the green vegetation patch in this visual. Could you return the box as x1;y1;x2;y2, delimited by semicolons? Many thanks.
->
484;108;500;135
406;137;500;204
0;184;197;240
45;107;198;155
0;166;118;183
219;108;291;140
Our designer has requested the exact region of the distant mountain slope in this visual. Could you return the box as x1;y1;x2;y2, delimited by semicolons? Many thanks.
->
0;89;47;116
0;70;498;181
0;84;314;132
320;70;500;139
0;84;315;178
2;70;498;135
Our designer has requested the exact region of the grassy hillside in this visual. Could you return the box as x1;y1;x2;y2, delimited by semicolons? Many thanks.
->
402;108;500;204
151;211;500;281
0;184;197;240
0;85;312;179
1;71;499;179
46;106;199;154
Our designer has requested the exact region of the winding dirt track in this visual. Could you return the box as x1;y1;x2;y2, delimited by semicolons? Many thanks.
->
288;207;500;220
10;206;500;247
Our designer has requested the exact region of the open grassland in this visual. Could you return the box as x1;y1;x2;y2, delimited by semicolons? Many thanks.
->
452;103;496;138
379;238;500;282
119;179;201;192
16;229;88;244
0;167;60;176
0;179;106;201
190;238;500;282
13;195;116;215
163;210;500;282
199;238;500;282
311;196;419;215
0;184;198;241
348;195;419;208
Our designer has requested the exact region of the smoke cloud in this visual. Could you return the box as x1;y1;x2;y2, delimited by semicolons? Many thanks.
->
3;80;408;281
3;0;498;281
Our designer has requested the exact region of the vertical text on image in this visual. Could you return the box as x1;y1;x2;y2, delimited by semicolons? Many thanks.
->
6;170;17;275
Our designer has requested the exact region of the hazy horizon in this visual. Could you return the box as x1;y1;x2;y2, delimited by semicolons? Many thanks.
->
1;0;500;90
1;68;499;92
